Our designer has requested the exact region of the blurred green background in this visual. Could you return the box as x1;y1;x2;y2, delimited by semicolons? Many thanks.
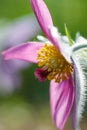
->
0;0;87;130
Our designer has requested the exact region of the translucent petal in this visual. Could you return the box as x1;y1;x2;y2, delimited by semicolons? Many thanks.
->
2;42;43;63
50;77;74;130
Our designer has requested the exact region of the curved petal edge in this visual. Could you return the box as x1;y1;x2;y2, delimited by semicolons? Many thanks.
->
2;42;43;63
50;76;74;130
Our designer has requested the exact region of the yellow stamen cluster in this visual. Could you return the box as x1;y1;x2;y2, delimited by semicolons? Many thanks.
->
37;44;73;82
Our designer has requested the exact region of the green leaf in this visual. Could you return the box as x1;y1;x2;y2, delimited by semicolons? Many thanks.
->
64;24;73;45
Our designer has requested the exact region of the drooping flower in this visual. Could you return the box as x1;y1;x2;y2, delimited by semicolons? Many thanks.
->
0;14;40;95
2;0;87;130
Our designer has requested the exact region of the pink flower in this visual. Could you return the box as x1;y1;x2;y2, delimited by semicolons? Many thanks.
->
2;0;87;130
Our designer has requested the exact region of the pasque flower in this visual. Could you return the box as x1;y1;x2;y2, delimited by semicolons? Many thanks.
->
2;0;87;130
0;14;40;95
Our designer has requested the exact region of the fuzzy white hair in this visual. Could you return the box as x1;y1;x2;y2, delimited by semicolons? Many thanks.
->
71;48;87;130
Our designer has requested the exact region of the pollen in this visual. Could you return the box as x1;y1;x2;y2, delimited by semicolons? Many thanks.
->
36;44;73;82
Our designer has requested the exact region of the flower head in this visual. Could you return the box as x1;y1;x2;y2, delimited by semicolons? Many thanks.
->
2;0;87;130
36;43;73;82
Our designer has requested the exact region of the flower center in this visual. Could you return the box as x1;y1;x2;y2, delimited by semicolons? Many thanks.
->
36;44;73;82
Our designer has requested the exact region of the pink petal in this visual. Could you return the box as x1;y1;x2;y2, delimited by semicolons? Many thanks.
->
30;0;61;51
30;0;53;40
34;68;48;82
50;76;74;130
2;42;43;63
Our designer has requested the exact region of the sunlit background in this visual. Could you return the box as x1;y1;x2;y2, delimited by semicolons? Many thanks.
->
0;0;87;130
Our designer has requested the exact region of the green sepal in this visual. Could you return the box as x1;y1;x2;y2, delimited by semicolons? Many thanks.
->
64;24;73;46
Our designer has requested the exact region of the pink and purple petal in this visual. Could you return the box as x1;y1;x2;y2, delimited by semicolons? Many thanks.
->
2;42;43;63
30;0;53;40
34;68;48;82
30;0;61;51
50;76;74;130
